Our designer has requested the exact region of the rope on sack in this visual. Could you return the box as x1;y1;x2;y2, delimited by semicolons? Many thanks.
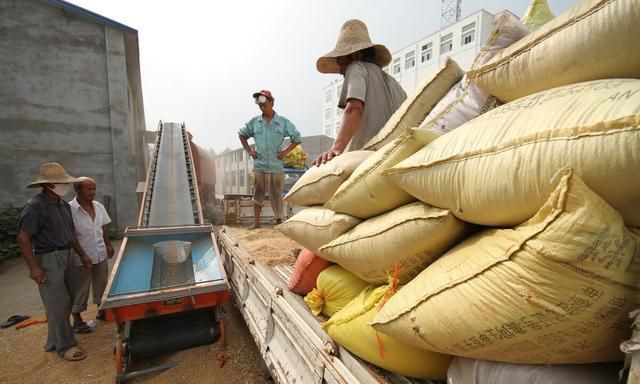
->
375;263;401;359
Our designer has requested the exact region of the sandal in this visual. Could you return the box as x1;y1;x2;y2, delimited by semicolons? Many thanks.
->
62;346;87;361
1;314;30;329
73;323;92;334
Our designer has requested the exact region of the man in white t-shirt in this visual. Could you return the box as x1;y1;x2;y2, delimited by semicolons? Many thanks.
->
69;177;114;332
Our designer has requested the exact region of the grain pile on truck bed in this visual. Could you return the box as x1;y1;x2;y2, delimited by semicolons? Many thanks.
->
226;226;299;266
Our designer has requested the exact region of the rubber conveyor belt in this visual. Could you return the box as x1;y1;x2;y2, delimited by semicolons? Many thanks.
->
147;123;196;226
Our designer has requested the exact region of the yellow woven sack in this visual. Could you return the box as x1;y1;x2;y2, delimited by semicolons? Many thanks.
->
386;79;640;227
282;145;308;169
276;206;360;255
304;265;369;317
363;58;464;150
325;128;440;219
521;0;555;30
284;151;373;206
323;282;452;379
468;0;640;102
319;202;468;284
372;169;640;364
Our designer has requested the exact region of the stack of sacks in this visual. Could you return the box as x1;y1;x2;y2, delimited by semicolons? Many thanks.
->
284;150;373;206
363;57;464;150
304;265;369;317
324;128;440;219
420;11;530;135
384;79;640;227
319;201;468;284
276;206;360;256
447;357;620;384
322;281;452;380
371;169;640;364
467;0;640;102
288;248;333;295
520;0;555;30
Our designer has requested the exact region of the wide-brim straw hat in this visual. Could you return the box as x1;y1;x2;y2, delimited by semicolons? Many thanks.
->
27;162;81;188
317;19;392;74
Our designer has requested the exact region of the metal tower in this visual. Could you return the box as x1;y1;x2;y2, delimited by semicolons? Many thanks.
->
441;0;462;28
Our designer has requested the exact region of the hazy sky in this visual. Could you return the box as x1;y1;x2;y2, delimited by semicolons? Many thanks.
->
71;0;579;152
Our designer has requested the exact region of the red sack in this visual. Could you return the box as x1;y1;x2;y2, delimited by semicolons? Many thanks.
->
288;249;332;295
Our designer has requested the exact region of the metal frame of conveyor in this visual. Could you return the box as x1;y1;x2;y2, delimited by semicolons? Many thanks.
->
102;121;229;383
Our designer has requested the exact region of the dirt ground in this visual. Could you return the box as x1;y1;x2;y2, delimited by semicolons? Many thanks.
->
0;240;269;384
226;225;300;266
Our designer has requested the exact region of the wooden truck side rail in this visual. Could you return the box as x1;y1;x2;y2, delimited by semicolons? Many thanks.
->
215;226;434;384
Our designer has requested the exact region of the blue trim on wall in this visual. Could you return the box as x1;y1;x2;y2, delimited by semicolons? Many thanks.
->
47;0;138;35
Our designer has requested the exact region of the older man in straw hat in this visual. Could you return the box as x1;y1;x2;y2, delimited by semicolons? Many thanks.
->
17;162;92;361
313;19;406;166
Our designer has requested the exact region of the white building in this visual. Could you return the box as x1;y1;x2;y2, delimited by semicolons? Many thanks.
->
322;9;501;138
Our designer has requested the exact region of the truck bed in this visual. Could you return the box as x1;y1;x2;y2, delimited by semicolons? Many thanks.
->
215;225;441;384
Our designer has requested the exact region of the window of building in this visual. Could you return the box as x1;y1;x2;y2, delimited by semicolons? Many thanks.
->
239;171;245;187
324;123;332;137
461;22;476;46
324;107;332;120
393;57;401;74
336;84;342;96
421;42;433;63
238;151;243;161
440;33;453;55
231;170;236;187
404;51;415;69
325;89;332;103
336;107;343;116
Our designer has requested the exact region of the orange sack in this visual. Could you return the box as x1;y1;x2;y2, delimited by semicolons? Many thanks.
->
288;249;332;295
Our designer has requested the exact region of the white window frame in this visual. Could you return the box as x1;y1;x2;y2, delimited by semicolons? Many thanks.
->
421;42;433;63
404;51;416;69
461;22;476;46
440;32;453;55
324;107;332;120
393;57;401;74
325;89;332;103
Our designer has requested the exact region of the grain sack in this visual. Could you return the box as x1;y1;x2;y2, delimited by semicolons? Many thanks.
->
323;283;452;379
521;0;555;30
420;12;530;135
319;202;468;284
284;151;374;206
304;265;369;317
288;248;333;295
468;0;640;102
325;128;440;219
276;206;360;256
372;169;640;364
362;58;464;150
447;357;620;384
386;79;640;227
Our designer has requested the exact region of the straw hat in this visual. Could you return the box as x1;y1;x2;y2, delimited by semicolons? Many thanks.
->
316;19;392;74
27;162;81;188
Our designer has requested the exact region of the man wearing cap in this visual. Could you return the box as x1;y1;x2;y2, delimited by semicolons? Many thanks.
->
239;90;302;229
69;177;114;332
313;19;406;166
17;162;92;361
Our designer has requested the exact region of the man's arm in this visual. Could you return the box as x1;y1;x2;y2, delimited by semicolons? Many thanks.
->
240;135;258;159
102;224;114;259
72;236;92;268
313;98;364;166
17;230;46;284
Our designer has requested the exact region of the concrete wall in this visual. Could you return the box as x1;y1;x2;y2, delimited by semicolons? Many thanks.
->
0;0;147;235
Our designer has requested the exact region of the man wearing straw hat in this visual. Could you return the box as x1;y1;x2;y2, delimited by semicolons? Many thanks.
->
17;162;92;361
313;19;406;166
